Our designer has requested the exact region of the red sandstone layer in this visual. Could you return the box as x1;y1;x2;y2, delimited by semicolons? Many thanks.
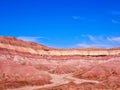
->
0;36;120;56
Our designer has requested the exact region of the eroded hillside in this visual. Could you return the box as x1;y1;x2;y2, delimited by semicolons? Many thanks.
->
0;36;120;90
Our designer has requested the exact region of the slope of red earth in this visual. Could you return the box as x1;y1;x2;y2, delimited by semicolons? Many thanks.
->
0;60;51;90
81;60;120;79
0;36;50;50
74;60;120;89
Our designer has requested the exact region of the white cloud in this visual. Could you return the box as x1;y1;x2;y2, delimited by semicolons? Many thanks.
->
76;35;120;48
81;34;104;43
77;43;91;48
88;35;96;41
17;35;120;48
77;43;112;48
108;37;120;42
17;36;42;42
82;34;96;42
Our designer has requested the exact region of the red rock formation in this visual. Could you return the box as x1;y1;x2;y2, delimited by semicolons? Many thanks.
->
0;36;120;56
0;36;120;90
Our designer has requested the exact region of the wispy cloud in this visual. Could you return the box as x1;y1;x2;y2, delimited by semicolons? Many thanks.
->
17;36;43;42
82;34;96;42
76;35;120;48
72;16;85;20
88;35;96;41
112;19;120;24
108;37;120;42
111;10;120;24
77;43;91;48
77;43;112;48
72;15;97;23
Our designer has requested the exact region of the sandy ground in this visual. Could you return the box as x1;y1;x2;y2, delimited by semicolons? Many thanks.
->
7;72;100;90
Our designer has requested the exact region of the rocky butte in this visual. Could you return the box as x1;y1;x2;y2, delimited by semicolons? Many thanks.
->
0;36;120;90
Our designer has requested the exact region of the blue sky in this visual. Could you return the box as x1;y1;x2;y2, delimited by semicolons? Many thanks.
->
0;0;120;48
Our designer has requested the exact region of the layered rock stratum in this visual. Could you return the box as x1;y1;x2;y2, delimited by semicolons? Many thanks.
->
0;36;120;90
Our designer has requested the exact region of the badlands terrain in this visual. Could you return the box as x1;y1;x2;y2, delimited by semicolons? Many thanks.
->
0;36;120;90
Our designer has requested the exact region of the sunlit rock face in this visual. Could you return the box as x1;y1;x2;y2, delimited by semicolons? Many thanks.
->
0;36;120;90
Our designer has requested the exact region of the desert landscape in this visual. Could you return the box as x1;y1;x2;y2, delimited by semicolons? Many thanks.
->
0;36;120;90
